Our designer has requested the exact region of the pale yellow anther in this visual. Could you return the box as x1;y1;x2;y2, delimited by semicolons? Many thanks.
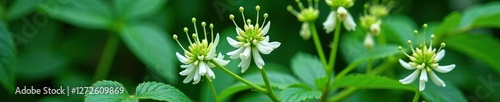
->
201;22;206;27
407;40;412;45
239;6;244;12
210;23;214;29
192;17;196;23
423;24;428;28
441;42;446;48
184;27;188;32
398;46;403;50
173;34;178;40
413;30;418;35
264;13;268;18
287;5;294;11
431;34;435;39
229;14;235;20
256;5;260;11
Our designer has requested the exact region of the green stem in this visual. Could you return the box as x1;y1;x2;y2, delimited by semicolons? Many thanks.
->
261;68;280;102
335;60;363;80
207;79;220;102
328;20;342;71
328;87;358;102
412;91;420;102
309;22;329;70
210;60;267;93
367;59;373;75
92;34;119;82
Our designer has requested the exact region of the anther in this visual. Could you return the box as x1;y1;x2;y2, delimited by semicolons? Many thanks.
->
192;17;196;23
413;30;418;35
256;5;260;11
229;14;235;20
423;24;428;28
173;34;178;40
239;7;244;12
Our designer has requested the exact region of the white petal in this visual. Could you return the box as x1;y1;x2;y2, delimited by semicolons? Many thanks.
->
213;33;220;47
206;47;216;60
199;61;208;75
238;56;252;73
252;47;265;69
399;59;416;70
182;73;194;83
176;52;188;64
179;64;195;75
323;11;336;33
227;37;241;48
429;71;446;87
193;69;201;84
399;69;420;84
260;36;281;49
240;47;251;60
300;23;311;40
363;33;374;48
213;53;229;66
262;21;271;35
236;27;243;36
434;64;455;73
435;49;445;61
206;67;216;79
256;43;273;54
227;47;245;59
336;7;348;20
420;70;428;82
370;22;381;35
419;80;426;91
180;65;189;69
343;12;356;31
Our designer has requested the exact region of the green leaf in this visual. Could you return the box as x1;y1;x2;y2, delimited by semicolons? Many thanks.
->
39;0;112;29
279;84;322;102
84;80;133;102
332;74;417;91
135;82;190;102
119;23;177;83
460;2;500;28
383;15;417;45
218;71;299;100
446;34;500;74
354;45;400;62
291;52;325;87
114;0;166;20
422;83;466;102
433;12;461;36
0;20;16;92
6;0;40;21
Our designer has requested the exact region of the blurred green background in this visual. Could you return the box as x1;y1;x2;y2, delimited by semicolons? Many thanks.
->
1;0;499;101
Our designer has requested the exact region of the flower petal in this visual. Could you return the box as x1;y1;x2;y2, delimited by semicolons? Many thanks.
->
176;52;188;64
435;49;445;61
420;70;428;82
206;67;216;79
262;21;271;35
179;64;195;75
252;47;265;69
399;59;416;70
227;37;241;48
399;69;420;84
419;80;426;91
256;43;273;54
227;47;245;59
434;64;455;73
323;11;336;33
343;12;356;31
193;69;201;84
199;61;208;75
238;56;252;73
213;53;230;66
182;72;194;83
236;27;243;36
429;70;446;87
300;23;311;40
240;47;251;60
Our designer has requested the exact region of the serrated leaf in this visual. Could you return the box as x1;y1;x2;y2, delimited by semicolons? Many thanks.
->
446;34;500;74
135;82;190;102
114;0;166;20
460;2;500;28
422;83;466;102
279;84;322;102
333;74;417;91
85;80;132;102
119;23;177;84
6;0;40;21
291;52;325;87
434;12;461;36
218;71;299;100
0;20;16;92
39;0;112;30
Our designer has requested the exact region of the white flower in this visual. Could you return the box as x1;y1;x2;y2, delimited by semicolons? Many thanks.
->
398;32;455;91
300;23;311;40
323;7;356;33
286;0;318;40
174;18;229;84
363;33;374;49
227;6;281;73
370;21;381;36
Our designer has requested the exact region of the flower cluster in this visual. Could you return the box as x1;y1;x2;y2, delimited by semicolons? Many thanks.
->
227;5;281;73
287;0;320;40
324;0;356;33
173;18;229;84
359;0;394;49
398;24;456;91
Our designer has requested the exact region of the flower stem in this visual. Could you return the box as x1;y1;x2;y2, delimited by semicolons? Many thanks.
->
412;91;420;102
209;60;267;93
207;79;220;102
92;34;119;82
328;20;342;72
309;22;329;70
261;67;280;102
328;87;358;102
367;59;373;74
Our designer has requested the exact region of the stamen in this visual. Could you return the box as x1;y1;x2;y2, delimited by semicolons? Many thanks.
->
229;14;240;28
192;33;199;43
399;46;411;58
287;5;300;16
430;34;435;49
423;24;428;45
296;0;304;10
173;34;187;51
192;18;198;37
261;13;268;29
184;27;192;44
407;40;416;54
201;22;207;40
247;19;252;26
256;5;260;26
210;23;214;42
438;42;445;52
240;7;247;26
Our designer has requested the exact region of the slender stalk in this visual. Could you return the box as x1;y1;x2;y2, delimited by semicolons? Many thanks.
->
412;91;420;102
328;20;342;72
328;87;358;102
207;79;220;102
335;60;363;80
367;59;373;75
309;22;329;70
209;60;267;93
261;68;280;102
92;34;119;81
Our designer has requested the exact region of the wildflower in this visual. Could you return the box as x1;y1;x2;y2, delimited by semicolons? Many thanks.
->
323;0;356;33
287;0;320;40
227;5;281;73
173;18;230;84
398;24;456;91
